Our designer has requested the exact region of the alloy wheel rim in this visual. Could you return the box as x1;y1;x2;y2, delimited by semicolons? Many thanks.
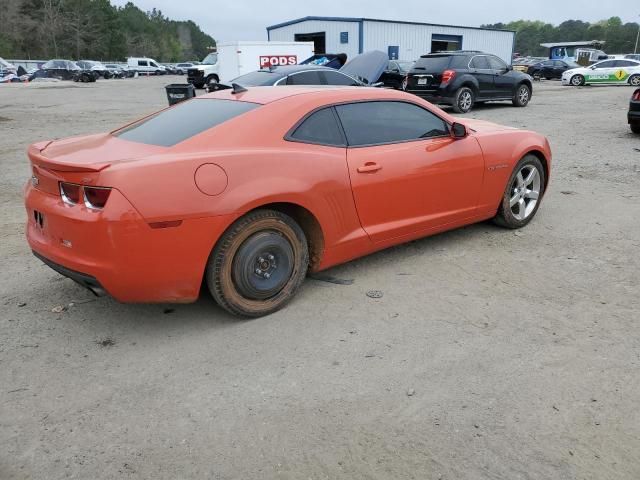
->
459;91;472;111
509;165;541;221
518;86;529;103
571;76;582;86
632;76;640;86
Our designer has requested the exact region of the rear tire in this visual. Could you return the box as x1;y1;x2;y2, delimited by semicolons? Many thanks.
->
570;74;585;86
631;123;640;134
629;75;640;87
452;87;474;113
206;209;309;318
512;83;531;107
493;155;545;229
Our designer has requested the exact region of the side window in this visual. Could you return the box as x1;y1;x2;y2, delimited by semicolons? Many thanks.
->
138;60;147;67
335;101;449;146
594;60;615;69
322;71;359;86
615;60;636;68
388;61;399;72
488;56;507;70
289;108;345;146
470;56;490;69
150;62;158;68
286;71;323;85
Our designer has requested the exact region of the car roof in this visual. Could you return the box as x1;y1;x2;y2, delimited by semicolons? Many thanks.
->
199;85;413;105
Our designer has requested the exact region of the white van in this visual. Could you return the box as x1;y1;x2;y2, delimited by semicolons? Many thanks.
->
127;57;166;75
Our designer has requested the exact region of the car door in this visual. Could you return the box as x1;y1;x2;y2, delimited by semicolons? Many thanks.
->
553;61;568;78
468;55;495;98
335;101;485;242
585;60;618;84
488;55;513;97
613;60;639;83
321;70;360;86
285;70;324;85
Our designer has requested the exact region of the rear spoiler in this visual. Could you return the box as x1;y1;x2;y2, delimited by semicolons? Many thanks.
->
28;143;110;173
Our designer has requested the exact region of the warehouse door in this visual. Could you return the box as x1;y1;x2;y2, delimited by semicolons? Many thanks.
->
295;32;326;54
431;34;462;53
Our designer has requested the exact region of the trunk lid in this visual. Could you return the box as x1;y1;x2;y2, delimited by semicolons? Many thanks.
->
339;50;388;85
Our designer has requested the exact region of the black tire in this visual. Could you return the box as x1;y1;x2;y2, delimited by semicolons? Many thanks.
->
206;209;309;317
629;75;640;87
205;75;219;87
512;83;531;107
544;76;552;81
493;154;546;229
570;74;585;86
452;87;474;113
193;82;204;89
631;123;640;134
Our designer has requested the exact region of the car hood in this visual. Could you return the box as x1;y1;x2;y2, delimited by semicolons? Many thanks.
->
461;118;516;133
339;50;388;84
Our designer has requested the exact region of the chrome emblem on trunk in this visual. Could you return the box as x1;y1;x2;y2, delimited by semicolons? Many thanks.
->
31;175;39;187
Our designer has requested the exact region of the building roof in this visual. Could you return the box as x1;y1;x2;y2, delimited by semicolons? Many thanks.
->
267;16;515;34
540;40;605;48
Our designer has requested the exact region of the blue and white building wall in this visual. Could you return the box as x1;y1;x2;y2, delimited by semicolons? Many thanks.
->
267;17;515;64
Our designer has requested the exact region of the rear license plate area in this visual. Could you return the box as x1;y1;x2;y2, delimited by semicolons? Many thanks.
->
417;78;428;85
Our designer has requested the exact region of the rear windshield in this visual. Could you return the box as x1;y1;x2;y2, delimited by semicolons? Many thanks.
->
115;99;259;147
232;70;282;86
413;56;452;72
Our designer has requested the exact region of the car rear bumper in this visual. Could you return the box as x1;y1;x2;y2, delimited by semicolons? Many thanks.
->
25;182;235;303
629;108;640;124
405;89;454;105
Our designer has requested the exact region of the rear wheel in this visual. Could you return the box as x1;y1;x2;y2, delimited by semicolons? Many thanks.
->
629;75;640;86
570;74;585;86
512;83;531;107
631;123;640;134
493;155;545;229
206;209;309;317
452;87;474;113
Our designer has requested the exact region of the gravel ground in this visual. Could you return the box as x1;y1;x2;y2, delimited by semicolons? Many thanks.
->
1;77;639;480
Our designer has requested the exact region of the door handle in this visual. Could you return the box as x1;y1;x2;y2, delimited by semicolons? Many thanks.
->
357;162;382;173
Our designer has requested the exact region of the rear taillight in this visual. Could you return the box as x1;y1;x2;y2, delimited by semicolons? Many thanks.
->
59;182;81;205
442;69;456;84
633;89;640;101
59;182;111;209
83;186;111;209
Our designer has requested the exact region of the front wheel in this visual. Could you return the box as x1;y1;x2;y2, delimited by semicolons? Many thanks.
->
206;209;309;317
629;75;640;87
570;74;585;86
512;84;531;107
452;87;474;113
493;155;545;229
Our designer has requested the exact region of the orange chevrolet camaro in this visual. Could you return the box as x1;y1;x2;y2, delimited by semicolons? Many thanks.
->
25;86;551;317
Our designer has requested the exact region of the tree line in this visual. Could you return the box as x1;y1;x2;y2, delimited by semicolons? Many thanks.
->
482;17;639;57
0;0;216;62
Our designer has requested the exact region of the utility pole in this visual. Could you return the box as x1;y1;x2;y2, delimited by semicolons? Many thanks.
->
636;15;640;53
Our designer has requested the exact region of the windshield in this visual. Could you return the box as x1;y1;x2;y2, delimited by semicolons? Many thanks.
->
231;70;282;86
114;99;259;147
202;53;218;65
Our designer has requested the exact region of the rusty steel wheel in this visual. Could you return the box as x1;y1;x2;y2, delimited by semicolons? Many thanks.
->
206;209;309;317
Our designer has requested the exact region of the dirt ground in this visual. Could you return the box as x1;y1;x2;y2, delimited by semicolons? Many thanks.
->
1;77;639;480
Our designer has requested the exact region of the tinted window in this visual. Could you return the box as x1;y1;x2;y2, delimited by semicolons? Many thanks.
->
138;60;147;67
470;56;490;69
335;101;449;146
286;71;323;85
594;60;616;69
615;60;638;67
115;99;259;147
232;70;282;86
322;71;359;86
488;56;507;70
413;56;451;72
290;108;345;146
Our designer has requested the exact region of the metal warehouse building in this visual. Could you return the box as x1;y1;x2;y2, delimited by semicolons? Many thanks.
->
267;16;515;64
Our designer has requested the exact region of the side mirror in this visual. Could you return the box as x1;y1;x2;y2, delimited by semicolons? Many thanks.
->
451;122;467;138
506;64;513;72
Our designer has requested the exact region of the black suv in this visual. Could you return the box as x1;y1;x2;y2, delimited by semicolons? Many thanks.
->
405;51;533;113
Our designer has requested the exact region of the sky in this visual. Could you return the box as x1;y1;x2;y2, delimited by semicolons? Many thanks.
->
111;0;638;42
